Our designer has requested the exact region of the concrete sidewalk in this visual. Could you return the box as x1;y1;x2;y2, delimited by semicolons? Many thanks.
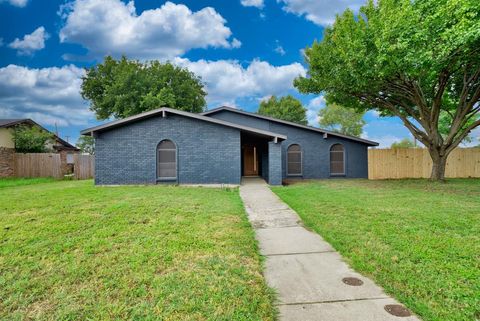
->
239;177;421;321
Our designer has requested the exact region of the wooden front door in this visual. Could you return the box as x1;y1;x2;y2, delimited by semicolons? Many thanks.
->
243;145;258;176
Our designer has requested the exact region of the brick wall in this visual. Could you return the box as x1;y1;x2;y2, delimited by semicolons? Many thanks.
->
268;142;282;185
58;150;76;176
208;110;370;179
0;147;15;177
95;114;241;185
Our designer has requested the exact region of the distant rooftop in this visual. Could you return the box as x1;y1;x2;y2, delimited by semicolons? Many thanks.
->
0;119;28;128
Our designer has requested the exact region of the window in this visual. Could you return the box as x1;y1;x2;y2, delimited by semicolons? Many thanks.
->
287;144;302;176
330;144;345;175
66;153;74;164
157;140;177;180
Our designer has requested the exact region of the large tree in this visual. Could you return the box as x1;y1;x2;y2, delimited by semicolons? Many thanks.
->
81;56;207;120
319;103;366;137
258;95;308;125
295;0;480;180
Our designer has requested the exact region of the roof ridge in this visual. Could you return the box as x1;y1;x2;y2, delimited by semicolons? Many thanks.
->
80;107;287;141
202;106;378;146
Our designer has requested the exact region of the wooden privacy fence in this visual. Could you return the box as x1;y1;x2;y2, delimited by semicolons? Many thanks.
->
14;153;94;179
14;153;62;178
368;148;480;179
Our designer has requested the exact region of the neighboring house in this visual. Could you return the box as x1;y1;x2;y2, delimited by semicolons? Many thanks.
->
0;119;78;152
0;119;79;178
81;107;378;185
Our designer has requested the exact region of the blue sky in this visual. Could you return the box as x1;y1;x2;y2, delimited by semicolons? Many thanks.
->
0;0;420;146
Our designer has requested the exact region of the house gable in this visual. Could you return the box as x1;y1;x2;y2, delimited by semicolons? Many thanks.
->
81;107;286;142
93;112;243;185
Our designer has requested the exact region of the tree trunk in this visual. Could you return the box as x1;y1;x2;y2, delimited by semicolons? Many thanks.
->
428;147;448;181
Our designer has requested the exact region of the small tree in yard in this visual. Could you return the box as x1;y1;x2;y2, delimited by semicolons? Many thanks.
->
319;103;366;137
391;138;416;149
76;136;95;155
258;95;308;125
295;0;480;180
12;125;54;153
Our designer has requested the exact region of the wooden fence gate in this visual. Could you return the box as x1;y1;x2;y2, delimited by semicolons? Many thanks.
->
368;148;480;179
73;154;95;179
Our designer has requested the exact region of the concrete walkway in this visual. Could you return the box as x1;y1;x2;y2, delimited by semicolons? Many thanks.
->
239;177;421;321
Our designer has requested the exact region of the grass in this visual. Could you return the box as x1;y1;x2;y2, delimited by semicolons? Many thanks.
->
0;179;276;321
0;177;55;188
272;179;480;321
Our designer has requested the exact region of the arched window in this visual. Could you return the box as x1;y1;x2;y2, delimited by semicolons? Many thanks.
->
287;144;302;176
330;144;345;175
157;140;177;180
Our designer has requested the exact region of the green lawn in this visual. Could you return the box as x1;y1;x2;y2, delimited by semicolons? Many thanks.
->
272;179;480;321
0;177;55;188
0;179;275;321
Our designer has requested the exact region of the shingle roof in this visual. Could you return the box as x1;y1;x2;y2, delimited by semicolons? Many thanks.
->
0;119;28;128
202;106;379;146
80;107;287;141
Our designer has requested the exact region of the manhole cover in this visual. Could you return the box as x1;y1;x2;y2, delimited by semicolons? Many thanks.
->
384;304;412;317
342;277;364;286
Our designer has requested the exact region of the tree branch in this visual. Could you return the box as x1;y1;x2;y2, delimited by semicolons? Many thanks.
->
444;70;480;146
446;118;480;154
430;70;449;127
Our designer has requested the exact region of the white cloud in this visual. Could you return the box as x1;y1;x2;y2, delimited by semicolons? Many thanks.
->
173;58;306;105
8;27;49;55
461;127;480;147
0;65;92;127
231;38;242;49
59;0;240;60
0;0;28;7
274;41;286;56
367;110;381;117
0;58;305;128
259;95;272;103
306;96;325;126
277;0;364;25
241;0;264;8
361;133;405;148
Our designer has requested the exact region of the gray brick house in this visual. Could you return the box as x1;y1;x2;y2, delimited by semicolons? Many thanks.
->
81;106;378;185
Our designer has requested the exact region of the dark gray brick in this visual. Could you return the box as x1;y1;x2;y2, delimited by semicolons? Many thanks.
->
209;110;369;179
95;114;241;185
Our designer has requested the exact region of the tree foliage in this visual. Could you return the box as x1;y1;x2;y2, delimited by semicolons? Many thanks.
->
81;56;207;120
295;0;480;180
12;125;54;153
76;136;95;155
258;95;308;125
391;138;416;149
319;103;366;137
